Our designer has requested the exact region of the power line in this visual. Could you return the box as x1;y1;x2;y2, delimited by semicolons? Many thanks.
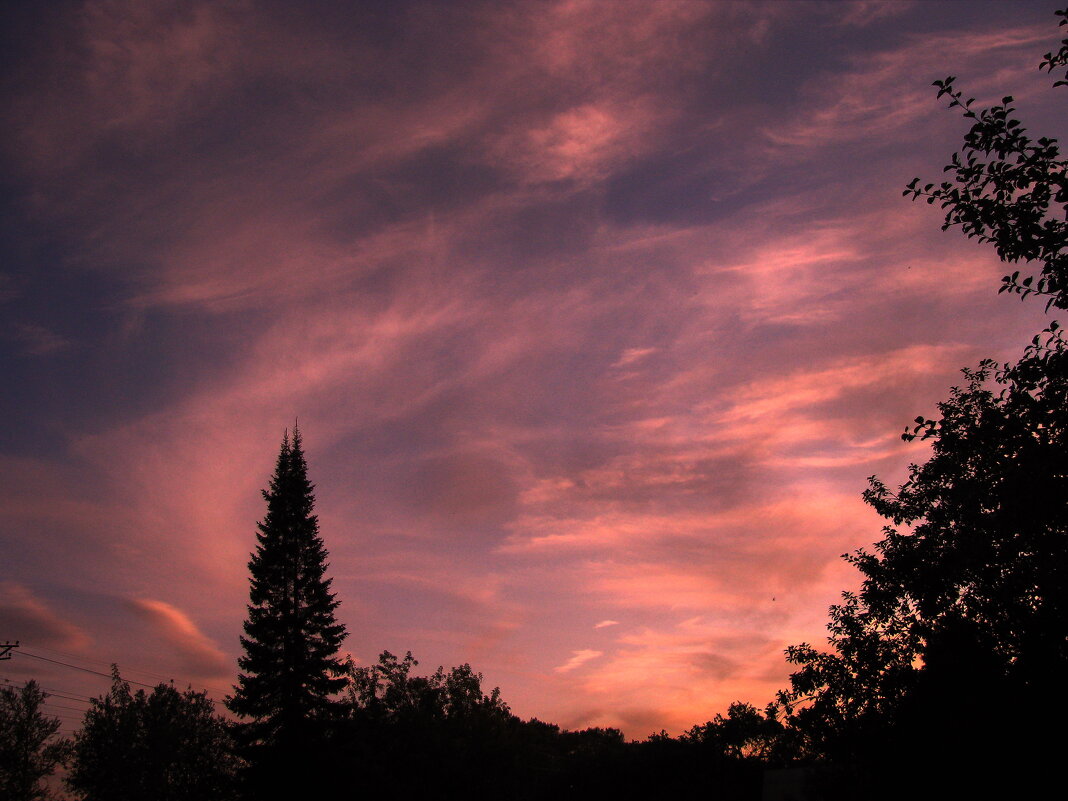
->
23;642;218;690
21;643;137;671
1;680;94;703
16;651;159;689
38;696;90;709
38;710;83;722
17;644;234;698
2;683;87;703
41;701;90;713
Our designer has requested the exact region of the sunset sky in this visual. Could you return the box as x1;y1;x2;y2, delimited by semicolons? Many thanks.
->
2;0;1065;738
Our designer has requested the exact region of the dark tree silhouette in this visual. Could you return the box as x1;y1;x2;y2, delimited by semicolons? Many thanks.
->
67;669;237;801
226;427;347;795
781;341;1068;798
779;9;1068;798
345;649;510;724
338;650;515;798
683;701;785;762
905;10;1068;309
0;680;70;801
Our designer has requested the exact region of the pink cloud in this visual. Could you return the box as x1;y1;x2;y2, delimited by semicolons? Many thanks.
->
521;0;718;86
80;1;245;130
0;583;91;653
4;0;1059;740
125;598;229;680
486;100;660;186
578;493;870;610
836;1;917;28
765;23;1053;150
558;617;791;735
717;344;966;425
554;649;603;674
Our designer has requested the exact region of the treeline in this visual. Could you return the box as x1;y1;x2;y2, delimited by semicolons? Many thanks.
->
4;658;789;801
4;8;1068;801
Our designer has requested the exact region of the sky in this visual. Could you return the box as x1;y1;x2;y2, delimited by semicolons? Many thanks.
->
1;0;1065;738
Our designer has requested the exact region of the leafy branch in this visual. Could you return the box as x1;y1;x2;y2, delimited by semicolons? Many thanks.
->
904;27;1068;310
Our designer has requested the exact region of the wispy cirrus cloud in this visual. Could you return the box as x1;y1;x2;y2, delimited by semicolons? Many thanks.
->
552;617;790;735
9;323;70;356
2;0;1060;737
764;23;1053;151
554;649;604;674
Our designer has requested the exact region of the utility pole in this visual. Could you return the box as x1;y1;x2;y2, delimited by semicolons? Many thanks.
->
0;640;18;660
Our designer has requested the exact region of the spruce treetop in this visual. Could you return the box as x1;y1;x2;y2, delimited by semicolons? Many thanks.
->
227;426;348;746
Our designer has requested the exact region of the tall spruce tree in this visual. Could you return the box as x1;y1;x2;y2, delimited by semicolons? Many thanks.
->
227;427;348;751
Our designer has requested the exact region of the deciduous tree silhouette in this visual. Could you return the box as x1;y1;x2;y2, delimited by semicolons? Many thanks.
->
345;650;510;724
226;427;347;795
904;10;1068;309
67;669;237;801
0;680;70;801
781;9;1068;798
339;650;514;798
683;701;785;762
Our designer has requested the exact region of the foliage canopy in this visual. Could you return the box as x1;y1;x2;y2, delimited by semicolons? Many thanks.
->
0;680;69;801
67;670;238;801
781;8;1068;795
904;10;1068;309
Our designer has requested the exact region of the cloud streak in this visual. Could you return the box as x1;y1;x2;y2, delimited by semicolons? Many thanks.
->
0;583;91;653
125;598;230;680
554;649;604;674
1;0;1061;736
